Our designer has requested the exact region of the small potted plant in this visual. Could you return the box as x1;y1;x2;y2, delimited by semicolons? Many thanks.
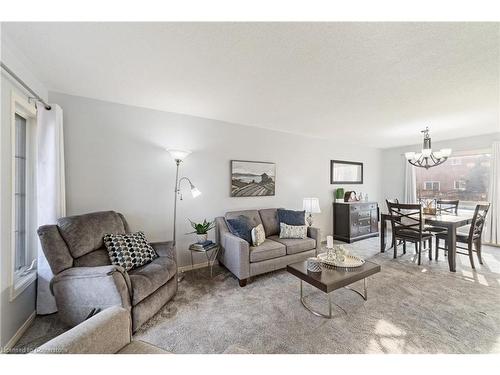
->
335;188;344;203
188;219;215;244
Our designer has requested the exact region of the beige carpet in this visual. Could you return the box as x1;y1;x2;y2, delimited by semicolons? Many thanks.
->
13;238;500;354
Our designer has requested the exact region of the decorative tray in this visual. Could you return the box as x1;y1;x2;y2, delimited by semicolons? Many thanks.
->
317;253;365;270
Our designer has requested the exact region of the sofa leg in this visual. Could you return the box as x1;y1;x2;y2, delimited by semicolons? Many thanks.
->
238;278;248;287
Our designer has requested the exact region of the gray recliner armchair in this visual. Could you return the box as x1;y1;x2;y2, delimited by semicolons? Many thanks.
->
37;211;177;332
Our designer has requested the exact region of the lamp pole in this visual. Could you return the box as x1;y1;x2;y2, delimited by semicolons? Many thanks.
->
172;159;184;282
168;149;200;283
173;159;181;245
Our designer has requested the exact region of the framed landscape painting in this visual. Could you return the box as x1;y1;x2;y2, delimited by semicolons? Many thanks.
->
231;160;276;197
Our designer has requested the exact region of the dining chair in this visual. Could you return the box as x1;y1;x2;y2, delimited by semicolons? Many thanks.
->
437;200;460;215
426;199;460;235
385;199;403;250
435;204;490;269
386;198;399;205
387;201;434;265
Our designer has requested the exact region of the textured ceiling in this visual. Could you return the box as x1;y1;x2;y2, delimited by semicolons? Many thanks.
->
2;22;499;148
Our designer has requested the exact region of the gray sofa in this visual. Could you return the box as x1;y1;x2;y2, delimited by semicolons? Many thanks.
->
33;306;168;354
37;211;177;332
216;208;320;286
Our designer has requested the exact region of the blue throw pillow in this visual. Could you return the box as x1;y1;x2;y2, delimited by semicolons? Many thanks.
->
226;215;253;243
277;208;305;226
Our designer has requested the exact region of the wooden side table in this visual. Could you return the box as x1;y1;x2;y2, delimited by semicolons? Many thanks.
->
189;244;220;278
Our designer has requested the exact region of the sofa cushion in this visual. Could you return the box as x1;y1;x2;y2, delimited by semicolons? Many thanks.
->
73;248;112;267
57;211;126;258
249;239;286;262
128;256;176;305
277;208;305;226
259;208;279;236
225;210;263;228
268;235;316;255
226;216;253;243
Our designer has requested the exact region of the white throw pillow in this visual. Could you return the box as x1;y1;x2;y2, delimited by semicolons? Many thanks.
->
279;223;307;239
251;224;266;246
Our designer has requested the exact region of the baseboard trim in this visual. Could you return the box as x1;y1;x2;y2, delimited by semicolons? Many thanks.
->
179;260;219;273
484;243;500;248
3;310;36;353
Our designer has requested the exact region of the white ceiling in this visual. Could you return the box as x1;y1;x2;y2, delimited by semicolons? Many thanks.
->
2;22;499;148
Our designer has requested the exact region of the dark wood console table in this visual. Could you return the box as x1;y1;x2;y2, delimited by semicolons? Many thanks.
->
333;201;379;243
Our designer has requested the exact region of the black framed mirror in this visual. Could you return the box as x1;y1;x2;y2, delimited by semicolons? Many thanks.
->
330;160;363;184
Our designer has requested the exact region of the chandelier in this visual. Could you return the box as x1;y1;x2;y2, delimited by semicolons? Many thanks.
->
404;127;452;169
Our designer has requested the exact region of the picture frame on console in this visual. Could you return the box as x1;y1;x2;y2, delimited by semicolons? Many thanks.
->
330;160;363;184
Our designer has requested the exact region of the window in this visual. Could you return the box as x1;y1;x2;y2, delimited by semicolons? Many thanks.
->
416;151;491;211
454;180;466;191
10;92;37;300
14;114;28;272
423;181;440;191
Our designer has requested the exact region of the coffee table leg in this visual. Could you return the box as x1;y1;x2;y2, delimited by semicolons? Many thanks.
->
300;280;337;319
344;278;368;301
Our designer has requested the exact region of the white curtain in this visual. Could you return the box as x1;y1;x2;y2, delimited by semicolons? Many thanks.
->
36;104;66;314
404;158;417;204
485;141;500;246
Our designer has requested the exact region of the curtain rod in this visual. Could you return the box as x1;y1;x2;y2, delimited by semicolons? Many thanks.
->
0;61;51;110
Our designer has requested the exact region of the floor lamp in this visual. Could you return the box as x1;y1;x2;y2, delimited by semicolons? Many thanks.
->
167;149;201;282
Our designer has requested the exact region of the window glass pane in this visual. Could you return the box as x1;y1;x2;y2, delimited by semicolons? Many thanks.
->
15;157;26;194
15;114;26;157
15;231;26;271
15;194;26;232
416;153;491;210
14;113;27;271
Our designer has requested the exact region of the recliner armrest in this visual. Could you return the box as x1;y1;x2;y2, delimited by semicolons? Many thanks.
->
150;241;176;261
32;306;132;354
53;264;131;293
51;265;132;327
54;264;126;279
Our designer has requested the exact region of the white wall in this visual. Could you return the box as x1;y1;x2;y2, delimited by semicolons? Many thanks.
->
49;92;383;268
381;132;500;203
0;31;48;348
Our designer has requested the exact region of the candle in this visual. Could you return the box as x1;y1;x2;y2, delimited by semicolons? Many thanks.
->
326;235;334;249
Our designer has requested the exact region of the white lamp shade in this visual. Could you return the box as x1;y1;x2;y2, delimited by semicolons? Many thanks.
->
440;148;452;157
303;198;321;213
421;148;432;157
191;187;202;198
404;152;415;160
167;149;191;161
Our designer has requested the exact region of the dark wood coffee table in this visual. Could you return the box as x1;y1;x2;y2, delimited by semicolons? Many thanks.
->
287;260;381;318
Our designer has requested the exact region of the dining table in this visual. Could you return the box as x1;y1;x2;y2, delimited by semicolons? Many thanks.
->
380;212;474;272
